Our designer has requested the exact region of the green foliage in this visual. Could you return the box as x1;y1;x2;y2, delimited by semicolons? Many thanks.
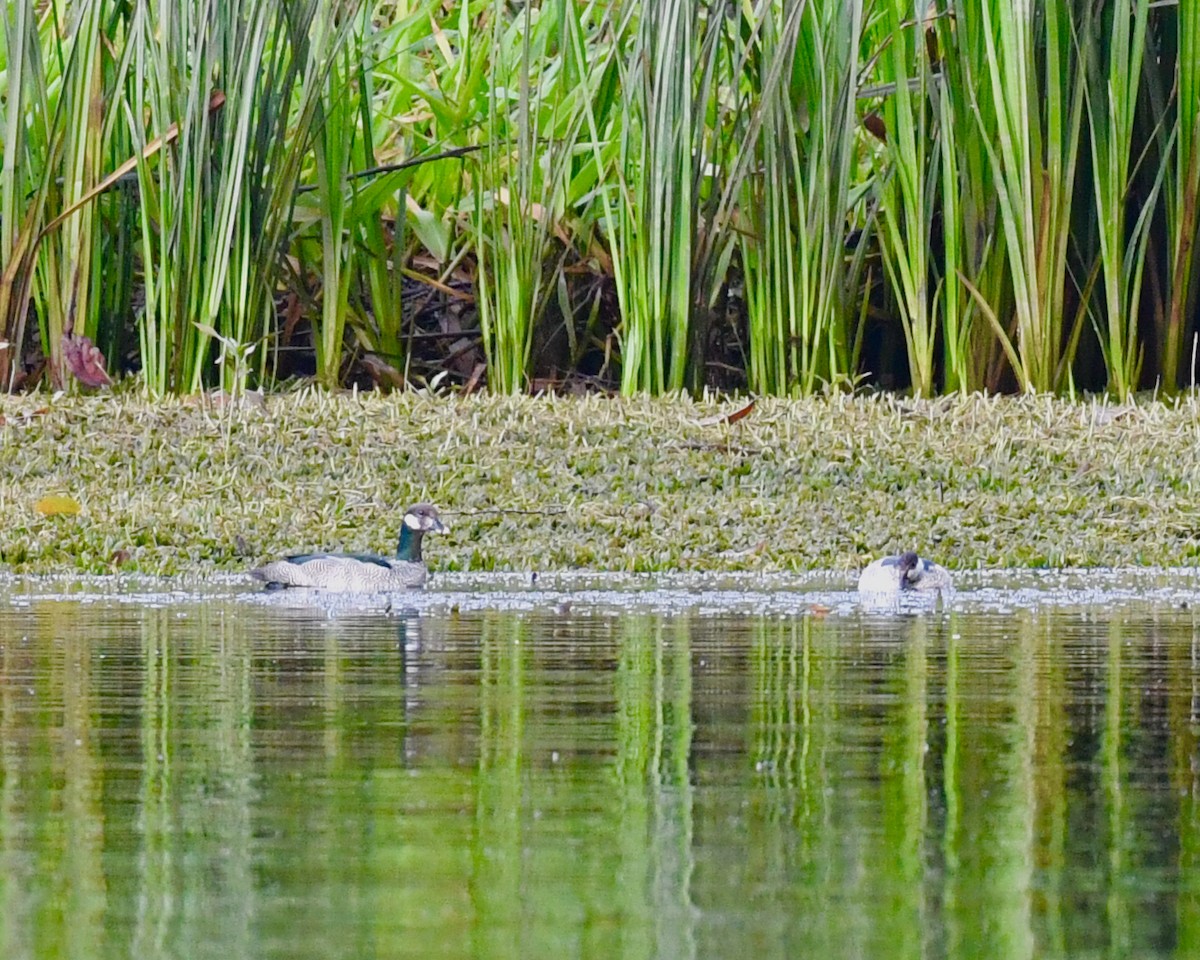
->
742;0;865;396
0;1;1197;397
4;390;1200;575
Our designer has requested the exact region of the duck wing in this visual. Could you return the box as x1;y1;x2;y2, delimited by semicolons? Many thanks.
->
252;551;400;589
284;551;392;569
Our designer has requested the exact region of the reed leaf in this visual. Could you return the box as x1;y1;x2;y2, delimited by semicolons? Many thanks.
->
743;0;865;396
1159;1;1200;390
1085;0;1153;399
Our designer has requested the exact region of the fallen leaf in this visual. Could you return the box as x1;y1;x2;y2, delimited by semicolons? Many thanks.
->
463;362;487;394
35;494;81;516
360;354;406;391
697;399;756;427
62;334;113;387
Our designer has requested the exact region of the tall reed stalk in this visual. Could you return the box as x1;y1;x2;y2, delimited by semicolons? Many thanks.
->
873;3;937;395
742;0;865;396
958;0;1087;393
1158;2;1200;390
35;0;108;387
931;0;1009;393
130;0;350;395
475;0;581;394
610;0;696;395
1086;0;1155;400
0;0;53;389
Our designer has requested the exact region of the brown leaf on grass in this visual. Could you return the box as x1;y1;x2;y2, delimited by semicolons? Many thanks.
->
62;334;113;387
35;494;81;516
697;399;756;427
462;362;487;395
361;353;406;391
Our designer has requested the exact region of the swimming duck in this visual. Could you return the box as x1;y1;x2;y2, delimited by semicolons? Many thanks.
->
251;503;448;592
857;551;952;595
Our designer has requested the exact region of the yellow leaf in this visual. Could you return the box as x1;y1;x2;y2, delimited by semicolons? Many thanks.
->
35;495;81;516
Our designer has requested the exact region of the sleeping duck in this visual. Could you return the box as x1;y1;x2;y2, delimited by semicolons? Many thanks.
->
251;503;448;592
857;551;952;595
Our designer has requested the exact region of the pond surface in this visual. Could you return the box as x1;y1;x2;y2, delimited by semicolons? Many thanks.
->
1;571;1199;959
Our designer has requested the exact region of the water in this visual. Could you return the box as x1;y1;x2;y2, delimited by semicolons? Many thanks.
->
1;572;1198;959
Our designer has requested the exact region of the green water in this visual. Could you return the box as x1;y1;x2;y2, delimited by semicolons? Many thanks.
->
0;587;1197;959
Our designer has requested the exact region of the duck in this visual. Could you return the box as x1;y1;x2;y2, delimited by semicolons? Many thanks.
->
251;503;448;592
857;551;952;595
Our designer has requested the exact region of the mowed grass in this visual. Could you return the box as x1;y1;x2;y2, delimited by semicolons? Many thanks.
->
2;389;1200;576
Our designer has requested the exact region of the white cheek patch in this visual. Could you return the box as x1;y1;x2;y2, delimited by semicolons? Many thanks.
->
404;513;423;531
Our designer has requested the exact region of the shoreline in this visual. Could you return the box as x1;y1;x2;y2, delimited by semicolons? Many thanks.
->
2;389;1199;576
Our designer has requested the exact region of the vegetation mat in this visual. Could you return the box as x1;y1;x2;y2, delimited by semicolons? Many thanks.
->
2;390;1198;576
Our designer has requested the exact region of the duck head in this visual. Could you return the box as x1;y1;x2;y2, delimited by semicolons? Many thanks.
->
896;551;921;589
404;503;448;534
397;503;448;561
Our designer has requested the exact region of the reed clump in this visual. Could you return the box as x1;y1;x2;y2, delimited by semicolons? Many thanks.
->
2;1;1196;400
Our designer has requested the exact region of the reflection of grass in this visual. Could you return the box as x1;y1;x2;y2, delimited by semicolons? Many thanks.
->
5;389;1200;574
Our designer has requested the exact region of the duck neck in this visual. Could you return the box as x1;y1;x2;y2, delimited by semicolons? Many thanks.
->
397;524;424;562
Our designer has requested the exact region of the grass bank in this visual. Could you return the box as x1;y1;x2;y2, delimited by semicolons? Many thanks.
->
2;390;1200;577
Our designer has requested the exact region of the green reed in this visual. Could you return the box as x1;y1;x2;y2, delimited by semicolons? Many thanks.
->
1154;2;1200;391
963;0;1087;394
0;0;52;390
1086;0;1154;400
608;0;697;395
742;0;864;396
872;3;937;396
1;0;1198;400
474;0;581;394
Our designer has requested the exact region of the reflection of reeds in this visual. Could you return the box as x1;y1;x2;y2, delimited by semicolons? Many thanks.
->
614;614;696;957
3;601;1200;954
1172;625;1200;951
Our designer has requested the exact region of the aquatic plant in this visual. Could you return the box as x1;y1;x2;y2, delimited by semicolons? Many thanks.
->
0;0;1193;398
3;390;1200;576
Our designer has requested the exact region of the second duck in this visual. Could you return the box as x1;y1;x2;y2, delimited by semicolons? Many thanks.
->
857;551;952;595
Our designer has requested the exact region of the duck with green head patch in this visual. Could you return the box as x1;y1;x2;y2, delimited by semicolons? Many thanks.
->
251;503;448;592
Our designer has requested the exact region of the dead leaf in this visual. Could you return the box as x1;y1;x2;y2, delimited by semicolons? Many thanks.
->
62;334;113;387
697;399;755;427
361;354;406;391
463;362;487;394
35;494;81;516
